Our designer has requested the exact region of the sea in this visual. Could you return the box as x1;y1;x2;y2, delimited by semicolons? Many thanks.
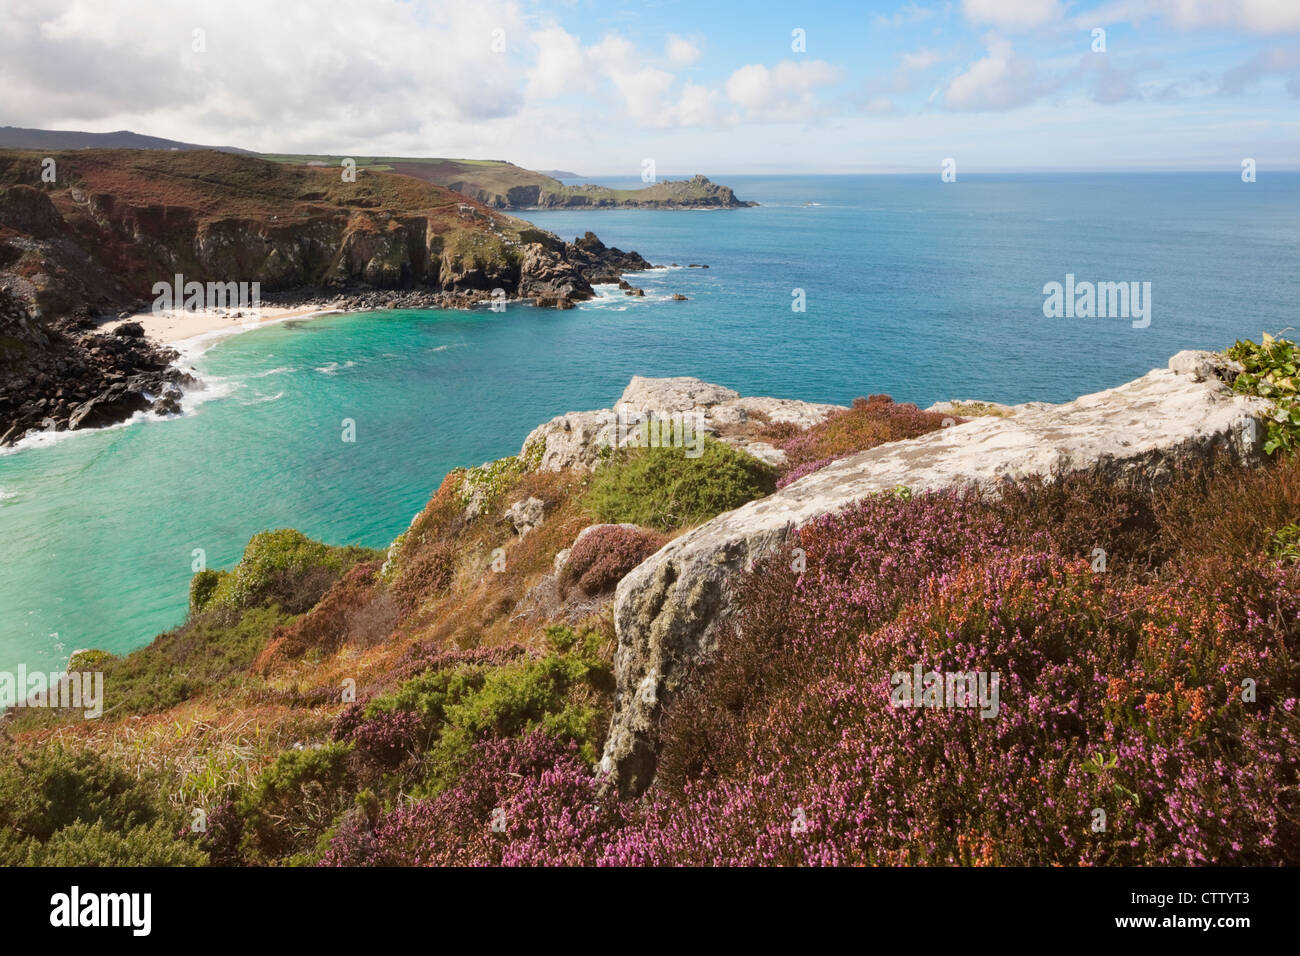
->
1;172;1298;673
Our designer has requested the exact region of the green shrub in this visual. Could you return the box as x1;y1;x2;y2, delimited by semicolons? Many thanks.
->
0;745;186;866
1268;522;1300;562
24;819;207;867
189;568;223;612
207;529;379;614
66;648;115;671
455;456;525;509
1227;334;1300;455
0;745;170;844
363;624;611;794
584;439;776;531
238;741;355;863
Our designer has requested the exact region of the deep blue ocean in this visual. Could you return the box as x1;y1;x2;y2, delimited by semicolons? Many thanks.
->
1;172;1298;673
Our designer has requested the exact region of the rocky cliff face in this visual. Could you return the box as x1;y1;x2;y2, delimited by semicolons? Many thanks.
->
594;352;1272;794
0;150;658;321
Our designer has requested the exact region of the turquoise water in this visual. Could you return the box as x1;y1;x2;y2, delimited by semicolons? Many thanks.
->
2;172;1298;673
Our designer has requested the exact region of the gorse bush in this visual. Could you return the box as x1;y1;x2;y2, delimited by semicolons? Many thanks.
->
584;439;776;531
195;529;379;616
0;745;194;866
238;741;355;864
24;819;208;867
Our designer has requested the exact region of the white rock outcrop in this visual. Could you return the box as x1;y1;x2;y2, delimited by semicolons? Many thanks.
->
598;351;1270;794
519;375;844;472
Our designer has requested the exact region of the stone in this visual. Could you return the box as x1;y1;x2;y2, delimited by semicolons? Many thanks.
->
504;496;548;535
519;376;843;473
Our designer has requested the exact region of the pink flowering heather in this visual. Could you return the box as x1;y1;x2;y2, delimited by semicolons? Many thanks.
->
325;469;1299;866
320;731;624;866
775;395;953;484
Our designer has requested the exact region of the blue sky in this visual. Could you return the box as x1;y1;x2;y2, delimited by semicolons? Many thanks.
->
3;0;1299;172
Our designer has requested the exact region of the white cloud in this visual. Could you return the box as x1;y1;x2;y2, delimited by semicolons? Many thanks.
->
961;0;1063;30
874;3;937;28
725;59;842;120
901;48;943;71
945;37;1053;110
528;26;589;99
1081;1;1300;34
1161;0;1300;33
665;34;701;66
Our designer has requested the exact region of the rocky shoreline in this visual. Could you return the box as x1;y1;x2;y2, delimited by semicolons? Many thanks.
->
0;287;193;447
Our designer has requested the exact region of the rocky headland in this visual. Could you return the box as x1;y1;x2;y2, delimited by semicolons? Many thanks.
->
0;148;655;445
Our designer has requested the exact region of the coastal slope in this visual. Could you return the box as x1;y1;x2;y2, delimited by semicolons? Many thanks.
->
4;345;1297;866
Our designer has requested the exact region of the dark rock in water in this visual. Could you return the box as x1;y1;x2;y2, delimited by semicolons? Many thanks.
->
566;232;653;285
67;389;149;430
152;391;183;416
671;294;688;301
617;279;632;291
532;295;575;310
624;288;646;297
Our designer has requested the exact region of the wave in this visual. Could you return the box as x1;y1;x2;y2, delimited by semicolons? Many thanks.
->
249;365;296;378
0;488;16;503
315;360;357;375
240;391;285;406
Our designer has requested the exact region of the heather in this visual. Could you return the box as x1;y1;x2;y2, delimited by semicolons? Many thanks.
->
621;470;1300;865
559;525;668;596
775;395;953;486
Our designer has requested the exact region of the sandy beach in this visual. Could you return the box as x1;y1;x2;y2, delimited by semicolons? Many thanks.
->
100;304;343;347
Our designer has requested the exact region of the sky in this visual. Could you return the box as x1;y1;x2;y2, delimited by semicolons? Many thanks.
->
2;0;1300;173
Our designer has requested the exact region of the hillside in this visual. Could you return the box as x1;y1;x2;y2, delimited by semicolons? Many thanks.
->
262;154;757;209
3;343;1297;866
0;148;651;443
0;125;251;154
